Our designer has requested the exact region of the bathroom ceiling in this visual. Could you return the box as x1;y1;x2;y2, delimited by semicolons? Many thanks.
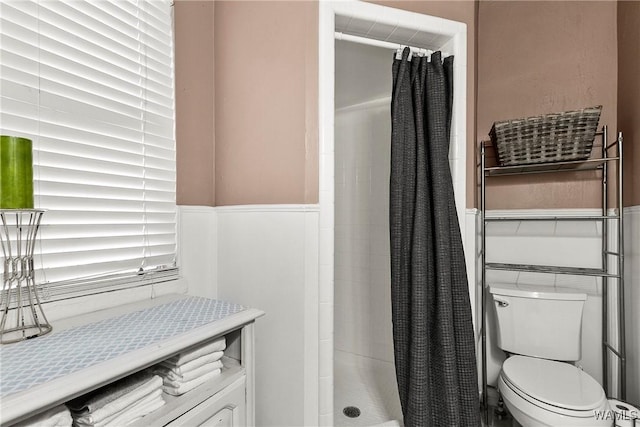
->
334;11;454;109
335;13;452;50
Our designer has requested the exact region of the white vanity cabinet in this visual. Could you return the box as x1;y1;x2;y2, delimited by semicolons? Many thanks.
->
0;295;263;427
167;376;246;427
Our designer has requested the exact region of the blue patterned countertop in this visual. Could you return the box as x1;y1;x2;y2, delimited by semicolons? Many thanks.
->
0;296;245;398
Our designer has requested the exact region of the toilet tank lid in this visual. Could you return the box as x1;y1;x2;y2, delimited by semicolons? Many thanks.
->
489;283;587;301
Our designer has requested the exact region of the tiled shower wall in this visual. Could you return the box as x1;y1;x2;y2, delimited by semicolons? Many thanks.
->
334;98;394;364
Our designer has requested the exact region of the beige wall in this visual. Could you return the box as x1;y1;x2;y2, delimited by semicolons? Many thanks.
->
175;1;634;210
477;1;618;210
618;1;640;207
175;1;215;206
214;1;318;206
213;0;475;206
176;0;474;207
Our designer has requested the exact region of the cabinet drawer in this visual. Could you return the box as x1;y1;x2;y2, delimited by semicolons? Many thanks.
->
167;376;246;427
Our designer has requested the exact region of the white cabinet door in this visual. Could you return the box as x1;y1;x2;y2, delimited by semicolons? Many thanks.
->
198;406;233;427
167;376;246;427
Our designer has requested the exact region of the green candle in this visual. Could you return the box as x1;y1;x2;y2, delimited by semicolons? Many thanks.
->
0;135;34;209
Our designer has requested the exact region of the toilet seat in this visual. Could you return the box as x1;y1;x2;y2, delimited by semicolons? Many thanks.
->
501;355;607;416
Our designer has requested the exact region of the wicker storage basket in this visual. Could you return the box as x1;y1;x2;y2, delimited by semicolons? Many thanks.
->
490;105;602;166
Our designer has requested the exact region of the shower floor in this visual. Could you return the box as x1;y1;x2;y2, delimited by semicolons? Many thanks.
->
334;350;403;427
334;350;513;427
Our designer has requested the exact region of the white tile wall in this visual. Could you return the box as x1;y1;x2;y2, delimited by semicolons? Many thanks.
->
334;100;395;364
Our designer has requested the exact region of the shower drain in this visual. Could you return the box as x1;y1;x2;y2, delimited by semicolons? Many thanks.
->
343;406;361;418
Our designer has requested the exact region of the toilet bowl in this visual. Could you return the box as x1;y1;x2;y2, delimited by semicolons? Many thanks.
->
498;355;612;427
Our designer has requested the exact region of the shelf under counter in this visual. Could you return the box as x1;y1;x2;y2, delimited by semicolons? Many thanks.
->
130;356;244;427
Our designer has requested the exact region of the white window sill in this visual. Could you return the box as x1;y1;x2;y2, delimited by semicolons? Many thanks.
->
41;278;189;323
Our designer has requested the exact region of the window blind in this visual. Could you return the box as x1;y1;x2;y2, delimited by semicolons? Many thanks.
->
0;0;177;299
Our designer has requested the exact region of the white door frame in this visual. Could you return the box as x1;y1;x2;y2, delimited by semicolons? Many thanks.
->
317;2;468;425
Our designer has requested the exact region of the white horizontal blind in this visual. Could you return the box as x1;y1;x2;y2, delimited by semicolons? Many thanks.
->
0;0;177;299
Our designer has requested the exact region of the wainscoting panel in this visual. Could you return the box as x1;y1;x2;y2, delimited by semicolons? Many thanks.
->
216;205;320;427
178;206;218;299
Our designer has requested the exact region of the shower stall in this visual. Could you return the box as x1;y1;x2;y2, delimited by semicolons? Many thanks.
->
318;2;469;426
333;40;400;426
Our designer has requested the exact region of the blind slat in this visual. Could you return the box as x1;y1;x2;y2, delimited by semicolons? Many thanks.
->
0;0;177;298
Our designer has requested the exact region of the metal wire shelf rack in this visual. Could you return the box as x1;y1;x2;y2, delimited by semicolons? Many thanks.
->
478;126;626;424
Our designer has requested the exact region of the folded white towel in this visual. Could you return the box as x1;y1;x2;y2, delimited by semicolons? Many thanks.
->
67;370;155;414
71;375;162;425
73;389;164;427
165;337;226;367
159;351;223;374
117;394;165;427
162;368;222;396
96;389;164;427
154;359;224;384
14;404;72;427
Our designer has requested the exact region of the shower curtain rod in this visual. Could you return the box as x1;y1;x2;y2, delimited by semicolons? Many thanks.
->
334;32;433;56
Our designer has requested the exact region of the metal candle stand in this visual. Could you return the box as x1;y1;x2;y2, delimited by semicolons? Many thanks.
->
0;209;51;344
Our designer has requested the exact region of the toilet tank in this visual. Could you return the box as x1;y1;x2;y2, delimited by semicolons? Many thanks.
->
489;283;587;361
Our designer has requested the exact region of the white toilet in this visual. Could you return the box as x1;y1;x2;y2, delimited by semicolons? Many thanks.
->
490;283;612;427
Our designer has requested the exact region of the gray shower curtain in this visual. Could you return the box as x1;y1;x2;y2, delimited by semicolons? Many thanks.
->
389;48;480;427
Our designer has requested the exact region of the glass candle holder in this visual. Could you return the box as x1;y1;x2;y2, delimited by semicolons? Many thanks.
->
0;135;34;209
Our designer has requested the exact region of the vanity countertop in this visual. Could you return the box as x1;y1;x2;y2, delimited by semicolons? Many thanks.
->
0;294;264;425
